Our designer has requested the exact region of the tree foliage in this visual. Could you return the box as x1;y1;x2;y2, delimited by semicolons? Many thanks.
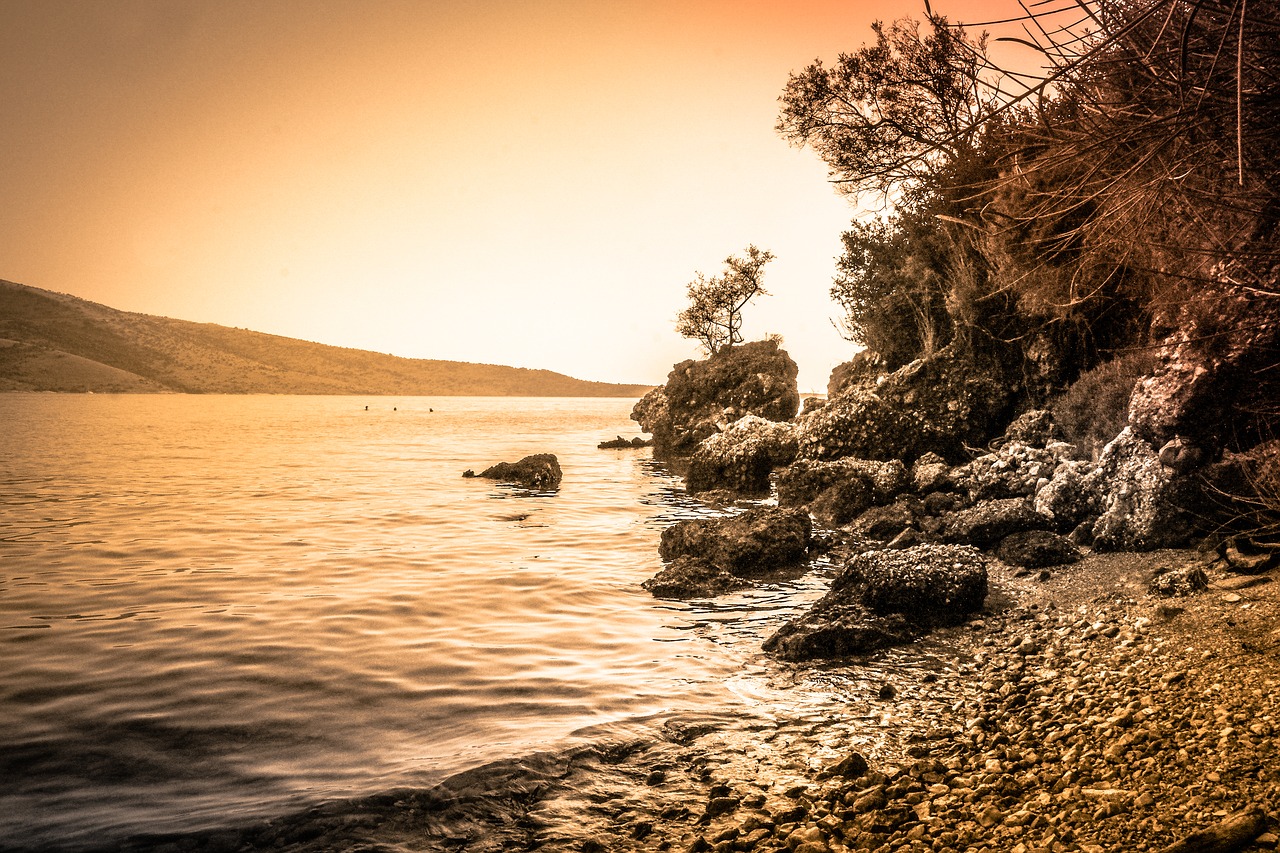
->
676;245;775;355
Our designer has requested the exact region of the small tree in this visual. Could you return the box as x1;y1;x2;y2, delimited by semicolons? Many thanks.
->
676;245;775;355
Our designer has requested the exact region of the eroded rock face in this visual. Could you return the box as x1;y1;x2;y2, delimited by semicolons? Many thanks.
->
763;544;989;661
642;556;752;599
657;507;811;577
631;339;800;458
795;343;1014;463
1087;428;1191;551
684;415;798;495
475;454;563;490
1129;289;1280;454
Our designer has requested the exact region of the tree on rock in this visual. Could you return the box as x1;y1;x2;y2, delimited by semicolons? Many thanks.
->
676;245;775;355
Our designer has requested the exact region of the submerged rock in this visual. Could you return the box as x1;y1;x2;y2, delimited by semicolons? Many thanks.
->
598;436;652;449
764;544;989;661
474;454;563;490
658;507;811;578
642;556;752;599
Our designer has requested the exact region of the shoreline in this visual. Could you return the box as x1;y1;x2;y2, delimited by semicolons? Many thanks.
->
81;546;1280;852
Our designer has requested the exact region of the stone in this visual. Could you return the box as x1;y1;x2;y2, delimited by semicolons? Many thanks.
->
642;556;753;599
597;435;652;449
1000;409;1061;448
939;498;1053;547
994;530;1082;569
1033;460;1101;532
475;454;563;490
631;339;800;458
1149;565;1210;597
1088;428;1191;551
911;452;953;495
659;507;811;577
684;415;798;495
849;499;922;541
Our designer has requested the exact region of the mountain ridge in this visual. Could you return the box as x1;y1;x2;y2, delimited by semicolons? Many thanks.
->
0;280;651;396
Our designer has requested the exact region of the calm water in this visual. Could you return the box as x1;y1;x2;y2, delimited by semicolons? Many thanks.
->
0;395;830;850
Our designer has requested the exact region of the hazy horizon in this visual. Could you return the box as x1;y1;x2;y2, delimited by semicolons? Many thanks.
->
1;0;1034;391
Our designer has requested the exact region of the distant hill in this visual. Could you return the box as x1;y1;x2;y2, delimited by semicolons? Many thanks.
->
0;280;652;396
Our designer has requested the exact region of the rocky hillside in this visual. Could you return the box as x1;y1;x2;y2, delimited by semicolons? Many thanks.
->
0;280;650;396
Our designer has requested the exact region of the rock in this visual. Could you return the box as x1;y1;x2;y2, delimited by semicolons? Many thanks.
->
475;454;563;490
795;342;1015;463
642;556;753;599
939;498;1053;547
1033;460;1101;532
685;415;798;495
1222;536;1277;574
764;545;988;661
777;458;908;525
1088;428;1192;551
1149;565;1210;597
849;498;922;541
658;507;811;577
911;452;953;495
994;530;1082;568
999;409;1061;447
630;339;800;458
597;435;652;449
955;441;1072;501
1129;288;1280;455
1157;435;1203;472
807;478;873;527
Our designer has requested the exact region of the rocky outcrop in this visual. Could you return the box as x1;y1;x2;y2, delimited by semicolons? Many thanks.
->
1129;289;1280;454
631;339;800;457
939;498;1054;547
642;556;752;599
684;415;798;495
764;544;989;661
597;436;652;449
1087;428;1191;551
470;454;563;490
657;507;811;578
954;440;1076;502
795;343;1014;463
776;458;909;526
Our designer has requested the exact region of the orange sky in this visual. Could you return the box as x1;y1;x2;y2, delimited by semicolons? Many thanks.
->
0;0;1042;391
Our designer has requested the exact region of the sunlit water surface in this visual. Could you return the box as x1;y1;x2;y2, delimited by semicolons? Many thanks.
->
0;395;840;850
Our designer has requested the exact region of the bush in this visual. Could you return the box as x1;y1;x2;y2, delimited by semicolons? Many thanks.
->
1051;350;1156;459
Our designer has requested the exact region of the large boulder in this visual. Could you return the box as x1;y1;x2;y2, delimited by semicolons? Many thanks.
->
795;342;1015;463
939;498;1054;547
642;556;752;599
1129;288;1280;455
1032;459;1102;532
658;507;811;577
994;530;1082;568
472;454;562;490
764;544;989;661
1087;428;1192;551
631;339;800;457
954;440;1075;502
684;415;798;495
776;458;909;526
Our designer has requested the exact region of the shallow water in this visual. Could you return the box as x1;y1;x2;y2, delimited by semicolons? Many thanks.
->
0;395;837;850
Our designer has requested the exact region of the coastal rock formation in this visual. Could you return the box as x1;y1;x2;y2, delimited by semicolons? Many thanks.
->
472;454;563;490
657;507;811;578
642;556;752;599
764;544;989;661
1088;428;1190;551
597;436;652;449
795;343;1013;463
910;451;953;495
1129;289;1280;454
939;497;1054;547
1033;459;1102;532
954;440;1076;501
776;458;909;525
994;529;1082;568
630;339;800;457
684;415;797;495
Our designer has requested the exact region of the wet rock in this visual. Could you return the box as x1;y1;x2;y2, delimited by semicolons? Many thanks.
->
1089;428;1191;551
658;507;811;577
475;454;563;490
597;435;652;449
642;556;753;599
764;544;988;662
631;339;800;458
685;415;797;495
994;530;1082;568
939;498;1053;547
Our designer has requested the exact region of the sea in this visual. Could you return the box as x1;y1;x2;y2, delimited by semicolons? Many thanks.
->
0;394;859;851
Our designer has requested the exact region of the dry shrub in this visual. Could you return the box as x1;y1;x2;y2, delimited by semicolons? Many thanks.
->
1051;350;1156;459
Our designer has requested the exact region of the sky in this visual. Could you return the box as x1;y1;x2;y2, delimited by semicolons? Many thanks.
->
0;0;1036;392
